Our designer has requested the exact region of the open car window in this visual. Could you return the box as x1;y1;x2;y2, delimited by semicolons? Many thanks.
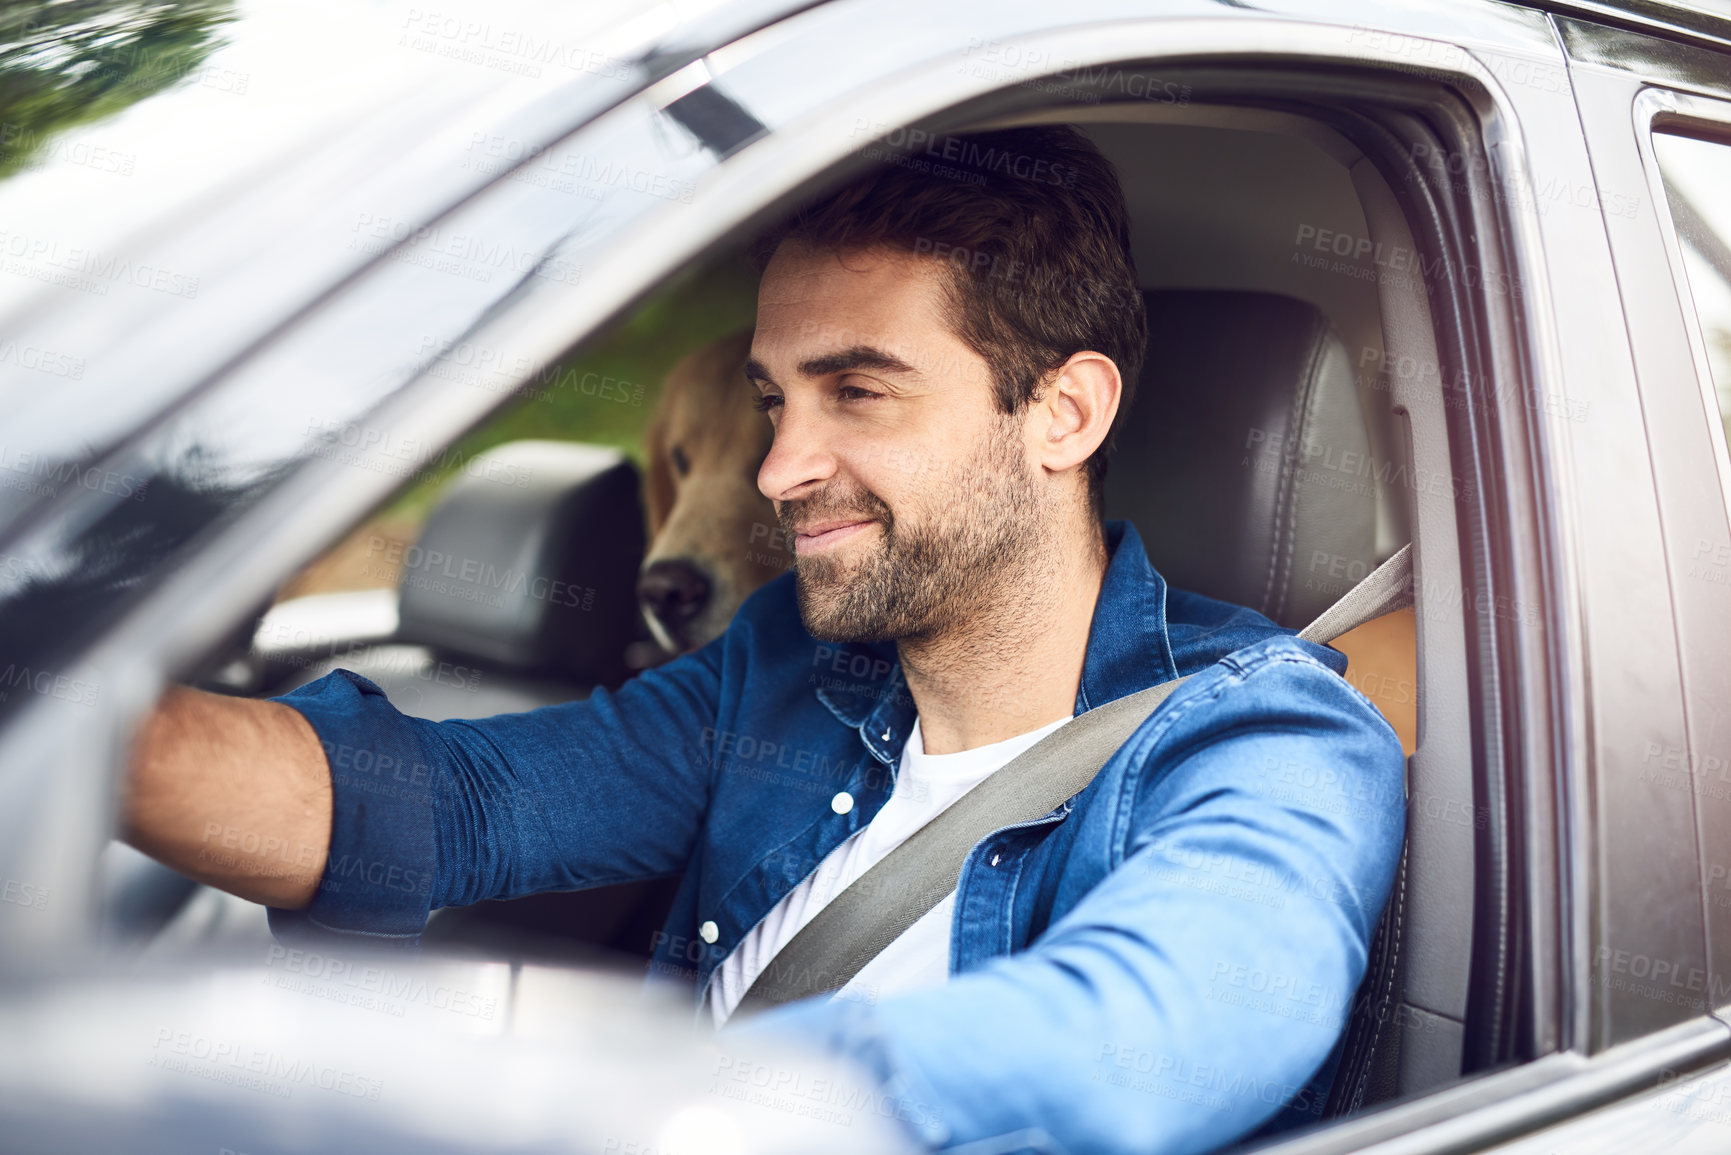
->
0;4;1607;1152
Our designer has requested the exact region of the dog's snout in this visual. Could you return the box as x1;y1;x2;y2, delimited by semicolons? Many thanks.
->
637;560;712;627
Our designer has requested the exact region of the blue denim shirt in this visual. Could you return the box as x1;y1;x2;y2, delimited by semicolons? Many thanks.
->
270;521;1405;1155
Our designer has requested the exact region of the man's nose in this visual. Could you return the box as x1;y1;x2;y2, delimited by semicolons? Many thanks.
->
756;406;838;501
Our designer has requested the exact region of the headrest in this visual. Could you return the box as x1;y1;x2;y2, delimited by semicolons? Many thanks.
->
395;440;647;684
1105;290;1377;628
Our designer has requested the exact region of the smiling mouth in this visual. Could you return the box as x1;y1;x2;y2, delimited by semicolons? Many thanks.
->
792;520;877;554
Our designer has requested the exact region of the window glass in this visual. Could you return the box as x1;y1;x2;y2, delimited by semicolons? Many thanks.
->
1653;131;1731;446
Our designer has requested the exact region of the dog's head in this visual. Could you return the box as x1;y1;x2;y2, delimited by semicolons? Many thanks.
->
639;328;792;652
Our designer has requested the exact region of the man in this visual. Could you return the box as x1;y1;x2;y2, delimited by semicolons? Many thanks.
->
125;125;1405;1155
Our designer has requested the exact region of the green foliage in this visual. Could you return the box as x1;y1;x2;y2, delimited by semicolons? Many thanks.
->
0;0;236;179
382;249;760;519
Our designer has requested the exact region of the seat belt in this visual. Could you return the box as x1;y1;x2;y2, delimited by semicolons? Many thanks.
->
732;544;1414;1018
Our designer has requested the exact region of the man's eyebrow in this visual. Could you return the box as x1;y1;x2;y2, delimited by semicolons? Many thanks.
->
743;346;922;389
743;357;775;387
798;345;921;381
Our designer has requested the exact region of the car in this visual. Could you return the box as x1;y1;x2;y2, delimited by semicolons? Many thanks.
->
4;0;1731;1151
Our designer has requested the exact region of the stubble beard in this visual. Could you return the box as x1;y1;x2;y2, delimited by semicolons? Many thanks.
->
783;418;1049;645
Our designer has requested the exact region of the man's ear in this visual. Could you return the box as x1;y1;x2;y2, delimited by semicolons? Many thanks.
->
1026;351;1122;479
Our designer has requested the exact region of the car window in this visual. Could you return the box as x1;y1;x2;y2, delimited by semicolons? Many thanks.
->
0;40;718;709
4;3;1563;1144
276;254;757;603
0;0;666;540
1652;130;1731;449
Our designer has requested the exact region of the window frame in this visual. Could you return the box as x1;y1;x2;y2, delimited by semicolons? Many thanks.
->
1563;10;1731;1048
1636;87;1731;1021
1637;90;1731;510
0;7;1593;1151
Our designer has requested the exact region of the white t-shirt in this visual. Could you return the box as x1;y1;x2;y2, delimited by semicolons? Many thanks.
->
707;713;1072;1027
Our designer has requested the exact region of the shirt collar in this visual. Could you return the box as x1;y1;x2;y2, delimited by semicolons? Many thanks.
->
813;520;1175;758
1077;519;1179;712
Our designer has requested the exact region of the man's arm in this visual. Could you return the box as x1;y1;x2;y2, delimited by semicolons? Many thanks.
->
123;686;332;909
157;634;726;944
122;590;729;941
729;641;1407;1155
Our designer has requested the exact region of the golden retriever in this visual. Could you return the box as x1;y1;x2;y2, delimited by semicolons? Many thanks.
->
638;328;791;652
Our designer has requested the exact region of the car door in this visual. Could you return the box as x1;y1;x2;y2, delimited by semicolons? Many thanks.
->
0;0;1679;1151
1476;11;1731;1152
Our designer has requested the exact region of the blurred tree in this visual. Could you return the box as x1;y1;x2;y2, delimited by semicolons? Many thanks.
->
0;0;235;179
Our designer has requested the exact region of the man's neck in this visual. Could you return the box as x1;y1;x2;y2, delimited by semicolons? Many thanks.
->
898;524;1109;756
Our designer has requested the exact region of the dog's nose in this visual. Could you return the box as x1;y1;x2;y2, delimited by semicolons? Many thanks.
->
637;560;712;627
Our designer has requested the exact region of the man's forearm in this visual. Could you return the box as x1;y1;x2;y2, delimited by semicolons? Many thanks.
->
123;686;332;909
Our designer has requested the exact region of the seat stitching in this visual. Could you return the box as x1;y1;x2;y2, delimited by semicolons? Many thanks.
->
1257;380;1302;617
1286;322;1333;622
1356;851;1406;1110
1352;847;1408;1113
1260;315;1330;622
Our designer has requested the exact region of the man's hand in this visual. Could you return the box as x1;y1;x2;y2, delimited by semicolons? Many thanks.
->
122;687;332;909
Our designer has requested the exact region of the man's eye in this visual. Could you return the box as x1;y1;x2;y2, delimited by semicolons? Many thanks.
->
837;383;880;401
751;394;783;414
671;445;690;476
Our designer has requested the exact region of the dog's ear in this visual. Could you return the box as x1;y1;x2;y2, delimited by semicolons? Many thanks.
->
643;406;676;535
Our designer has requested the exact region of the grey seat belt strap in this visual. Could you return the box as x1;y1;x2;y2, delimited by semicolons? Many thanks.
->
733;544;1413;1017
1295;543;1416;646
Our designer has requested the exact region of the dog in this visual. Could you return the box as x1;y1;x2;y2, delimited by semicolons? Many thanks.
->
638;328;792;653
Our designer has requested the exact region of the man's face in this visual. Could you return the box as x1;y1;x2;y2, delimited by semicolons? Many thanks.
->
748;243;1051;644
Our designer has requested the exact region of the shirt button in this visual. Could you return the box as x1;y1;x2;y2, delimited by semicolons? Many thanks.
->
990;853;1002;867
832;792;854;815
699;920;719;944
880;728;892;741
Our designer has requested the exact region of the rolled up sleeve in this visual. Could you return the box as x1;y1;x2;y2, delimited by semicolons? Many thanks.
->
732;646;1406;1155
266;645;724;947
265;669;448;945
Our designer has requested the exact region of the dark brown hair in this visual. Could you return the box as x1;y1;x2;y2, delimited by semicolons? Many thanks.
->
754;124;1146;515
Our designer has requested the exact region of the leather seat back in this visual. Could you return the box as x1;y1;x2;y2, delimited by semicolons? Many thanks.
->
277;441;652;720
1105;290;1378;628
396;440;648;686
1107;289;1410;1124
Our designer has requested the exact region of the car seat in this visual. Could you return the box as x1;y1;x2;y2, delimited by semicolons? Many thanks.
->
1106;289;1415;1118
